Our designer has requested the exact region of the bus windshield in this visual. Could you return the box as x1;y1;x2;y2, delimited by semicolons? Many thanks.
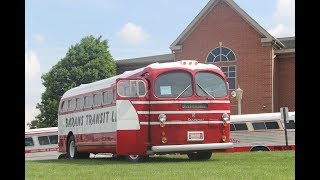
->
154;71;193;98
195;72;228;98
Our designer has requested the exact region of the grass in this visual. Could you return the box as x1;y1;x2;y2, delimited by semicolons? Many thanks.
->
26;151;294;180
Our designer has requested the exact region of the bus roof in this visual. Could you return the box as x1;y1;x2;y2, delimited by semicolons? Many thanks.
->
230;112;295;122
25;127;58;135
61;60;221;99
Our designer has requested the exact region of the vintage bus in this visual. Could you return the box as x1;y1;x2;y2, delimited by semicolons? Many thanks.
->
58;60;233;162
25;127;62;160
229;112;295;152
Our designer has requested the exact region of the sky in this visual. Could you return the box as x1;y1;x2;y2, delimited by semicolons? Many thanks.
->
25;0;295;129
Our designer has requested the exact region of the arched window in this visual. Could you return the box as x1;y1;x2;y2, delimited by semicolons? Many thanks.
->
206;46;236;63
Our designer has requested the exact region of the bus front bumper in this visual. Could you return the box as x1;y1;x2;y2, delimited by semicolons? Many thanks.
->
151;142;234;153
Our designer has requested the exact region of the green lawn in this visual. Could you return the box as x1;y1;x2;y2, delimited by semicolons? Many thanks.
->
26;151;295;180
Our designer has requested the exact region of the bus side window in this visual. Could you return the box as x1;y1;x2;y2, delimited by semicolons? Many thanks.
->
102;91;108;104
84;95;93;108
117;80;146;97
286;120;295;129
230;124;235;131
93;93;102;106
112;89;116;102
265;121;280;129
234;123;248;131
38;136;50;145
138;81;146;96
76;97;84;110
25;137;34;146
60;101;65;113
62;100;68;112
252;122;266;130
107;90;113;104
68;98;76;111
49;135;58;144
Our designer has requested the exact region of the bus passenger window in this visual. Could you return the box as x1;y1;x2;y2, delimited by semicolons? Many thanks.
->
68;98;76;111
103;91;108;104
107;90;113;104
138;81;146;95
84;95;93;108
252;122;266;130
60;101;65;112
286;120;295;129
230;124;235;131
38;136;50;145
112;89;116;102
234;123;248;131
130;81;138;96
93;93;102;106
265;121;280;129
62;101;68;112
25;137;34;146
76;97;84;110
49;135;58;144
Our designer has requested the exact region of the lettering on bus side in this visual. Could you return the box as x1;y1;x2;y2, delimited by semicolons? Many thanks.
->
65;110;117;128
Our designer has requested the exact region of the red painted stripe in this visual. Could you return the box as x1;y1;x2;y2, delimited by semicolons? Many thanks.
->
25;148;58;154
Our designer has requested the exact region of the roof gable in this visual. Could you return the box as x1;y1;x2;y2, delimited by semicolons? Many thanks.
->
170;0;284;50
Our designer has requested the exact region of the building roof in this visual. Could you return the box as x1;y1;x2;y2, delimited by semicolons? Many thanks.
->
278;37;295;49
116;54;174;65
170;0;285;50
115;54;174;74
275;37;295;56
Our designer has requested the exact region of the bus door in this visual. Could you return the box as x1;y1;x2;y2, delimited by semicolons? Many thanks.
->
116;78;149;155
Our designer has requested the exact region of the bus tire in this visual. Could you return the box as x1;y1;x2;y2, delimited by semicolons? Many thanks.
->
58;154;66;159
67;135;81;159
251;146;269;152
112;154;125;160
125;155;148;162
187;151;212;160
200;151;212;160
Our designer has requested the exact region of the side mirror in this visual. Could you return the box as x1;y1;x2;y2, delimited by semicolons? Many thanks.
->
231;91;236;98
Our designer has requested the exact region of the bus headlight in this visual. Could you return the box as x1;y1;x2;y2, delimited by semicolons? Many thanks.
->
158;114;167;123
222;113;229;121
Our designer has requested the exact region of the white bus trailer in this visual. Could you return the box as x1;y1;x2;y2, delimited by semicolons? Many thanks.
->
25;127;62;160
228;112;295;152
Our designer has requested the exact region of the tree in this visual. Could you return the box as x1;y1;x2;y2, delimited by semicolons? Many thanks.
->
28;35;116;129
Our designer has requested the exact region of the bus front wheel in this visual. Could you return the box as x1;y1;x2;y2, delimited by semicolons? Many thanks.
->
251;146;269;152
187;151;212;160
125;155;148;162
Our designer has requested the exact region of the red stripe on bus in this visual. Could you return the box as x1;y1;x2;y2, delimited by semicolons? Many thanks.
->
25;148;58;154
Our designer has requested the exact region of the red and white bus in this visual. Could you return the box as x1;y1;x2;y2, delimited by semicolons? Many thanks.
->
58;60;233;162
228;112;295;152
25;127;62;160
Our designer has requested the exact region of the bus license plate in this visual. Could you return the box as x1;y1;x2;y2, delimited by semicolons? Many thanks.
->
187;131;204;141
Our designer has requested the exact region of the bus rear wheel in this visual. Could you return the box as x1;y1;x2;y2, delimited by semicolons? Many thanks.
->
187;151;212;160
67;135;89;159
125;155;149;162
251;146;269;152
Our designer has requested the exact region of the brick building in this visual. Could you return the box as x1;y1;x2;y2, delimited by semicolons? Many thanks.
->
116;0;295;115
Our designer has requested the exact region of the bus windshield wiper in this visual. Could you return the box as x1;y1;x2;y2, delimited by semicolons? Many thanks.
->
197;83;215;99
175;85;191;100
